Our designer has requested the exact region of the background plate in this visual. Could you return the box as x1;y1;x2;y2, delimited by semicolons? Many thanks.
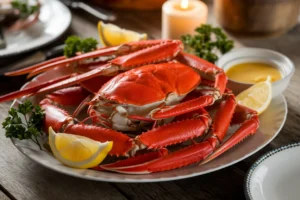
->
10;68;287;182
0;0;71;57
245;143;300;200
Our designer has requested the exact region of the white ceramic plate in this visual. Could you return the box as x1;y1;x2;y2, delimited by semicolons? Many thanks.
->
10;68;288;182
245;143;300;200
0;0;71;57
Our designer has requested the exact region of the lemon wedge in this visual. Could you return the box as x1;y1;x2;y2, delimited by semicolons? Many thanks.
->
49;127;112;169
98;21;147;46
236;77;272;115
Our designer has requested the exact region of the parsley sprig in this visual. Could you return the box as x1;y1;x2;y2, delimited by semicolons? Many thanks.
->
2;100;45;149
64;36;98;58
181;24;234;63
11;0;39;19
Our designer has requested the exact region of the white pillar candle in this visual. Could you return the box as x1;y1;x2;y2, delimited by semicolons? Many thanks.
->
162;0;208;39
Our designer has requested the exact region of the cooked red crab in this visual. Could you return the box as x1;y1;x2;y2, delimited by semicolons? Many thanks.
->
1;40;259;174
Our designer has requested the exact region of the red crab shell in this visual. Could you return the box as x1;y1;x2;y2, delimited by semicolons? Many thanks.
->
98;63;201;105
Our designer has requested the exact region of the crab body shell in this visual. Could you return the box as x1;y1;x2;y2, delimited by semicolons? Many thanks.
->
89;63;201;131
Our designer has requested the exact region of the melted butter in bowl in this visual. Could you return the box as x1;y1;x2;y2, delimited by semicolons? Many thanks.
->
225;62;282;84
216;48;295;98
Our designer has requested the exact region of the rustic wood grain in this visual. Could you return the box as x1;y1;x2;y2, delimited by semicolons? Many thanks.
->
175;165;246;200
113;181;195;200
0;1;299;199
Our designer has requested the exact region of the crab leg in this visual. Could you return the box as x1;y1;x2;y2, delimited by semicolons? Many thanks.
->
26;47;121;78
101;149;168;169
46;86;90;106
201;103;259;164
64;124;134;157
5;56;65;76
176;52;227;96
0;73;74;102
151;95;214;119
136;117;210;150
33;41;182;95
5;40;174;77
102;140;215;174
40;99;74;132
38;64;115;93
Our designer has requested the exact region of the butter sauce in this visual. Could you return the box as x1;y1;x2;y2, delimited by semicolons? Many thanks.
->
225;62;282;84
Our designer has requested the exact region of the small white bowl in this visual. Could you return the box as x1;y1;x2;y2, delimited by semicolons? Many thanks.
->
245;143;300;200
217;48;295;98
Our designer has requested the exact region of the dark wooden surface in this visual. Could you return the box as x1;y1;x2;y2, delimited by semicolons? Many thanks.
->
0;1;299;200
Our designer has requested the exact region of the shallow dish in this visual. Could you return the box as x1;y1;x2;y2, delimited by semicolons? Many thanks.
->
217;48;295;98
8;67;288;182
0;0;71;57
245;143;300;200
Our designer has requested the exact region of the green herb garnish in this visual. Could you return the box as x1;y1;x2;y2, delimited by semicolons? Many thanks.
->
64;36;98;58
2;100;45;149
181;24;234;63
11;0;39;19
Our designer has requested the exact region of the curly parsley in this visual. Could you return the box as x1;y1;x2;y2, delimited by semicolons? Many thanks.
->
64;36;98;58
2;100;45;149
181;24;234;63
11;0;39;19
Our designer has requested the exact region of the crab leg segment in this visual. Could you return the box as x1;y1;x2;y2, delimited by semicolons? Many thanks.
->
5;56;66;76
151;95;214;119
137;117;210;149
176;52;227;96
111;40;182;69
211;94;237;142
101;149;168;169
46;86;90;106
103;140;215;174
38;64;115;94
64;124;134;157
175;108;209;122
40;99;73;132
0;73;74;103
202;104;259;164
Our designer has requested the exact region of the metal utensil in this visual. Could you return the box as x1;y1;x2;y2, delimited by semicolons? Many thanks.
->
0;44;65;75
61;0;116;21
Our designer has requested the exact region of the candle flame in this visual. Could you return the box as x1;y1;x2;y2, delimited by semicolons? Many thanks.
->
180;0;189;9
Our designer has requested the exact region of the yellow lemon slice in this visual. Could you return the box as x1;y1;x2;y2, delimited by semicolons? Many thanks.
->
236;77;272;115
98;21;147;46
49;127;112;169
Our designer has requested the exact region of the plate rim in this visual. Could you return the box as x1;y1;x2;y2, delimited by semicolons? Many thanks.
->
244;142;300;200
0;0;71;58
10;94;288;183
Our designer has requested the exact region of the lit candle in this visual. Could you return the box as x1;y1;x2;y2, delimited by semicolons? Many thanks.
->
162;0;208;39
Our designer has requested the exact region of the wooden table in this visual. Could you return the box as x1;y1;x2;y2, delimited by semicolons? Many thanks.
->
0;2;299;200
